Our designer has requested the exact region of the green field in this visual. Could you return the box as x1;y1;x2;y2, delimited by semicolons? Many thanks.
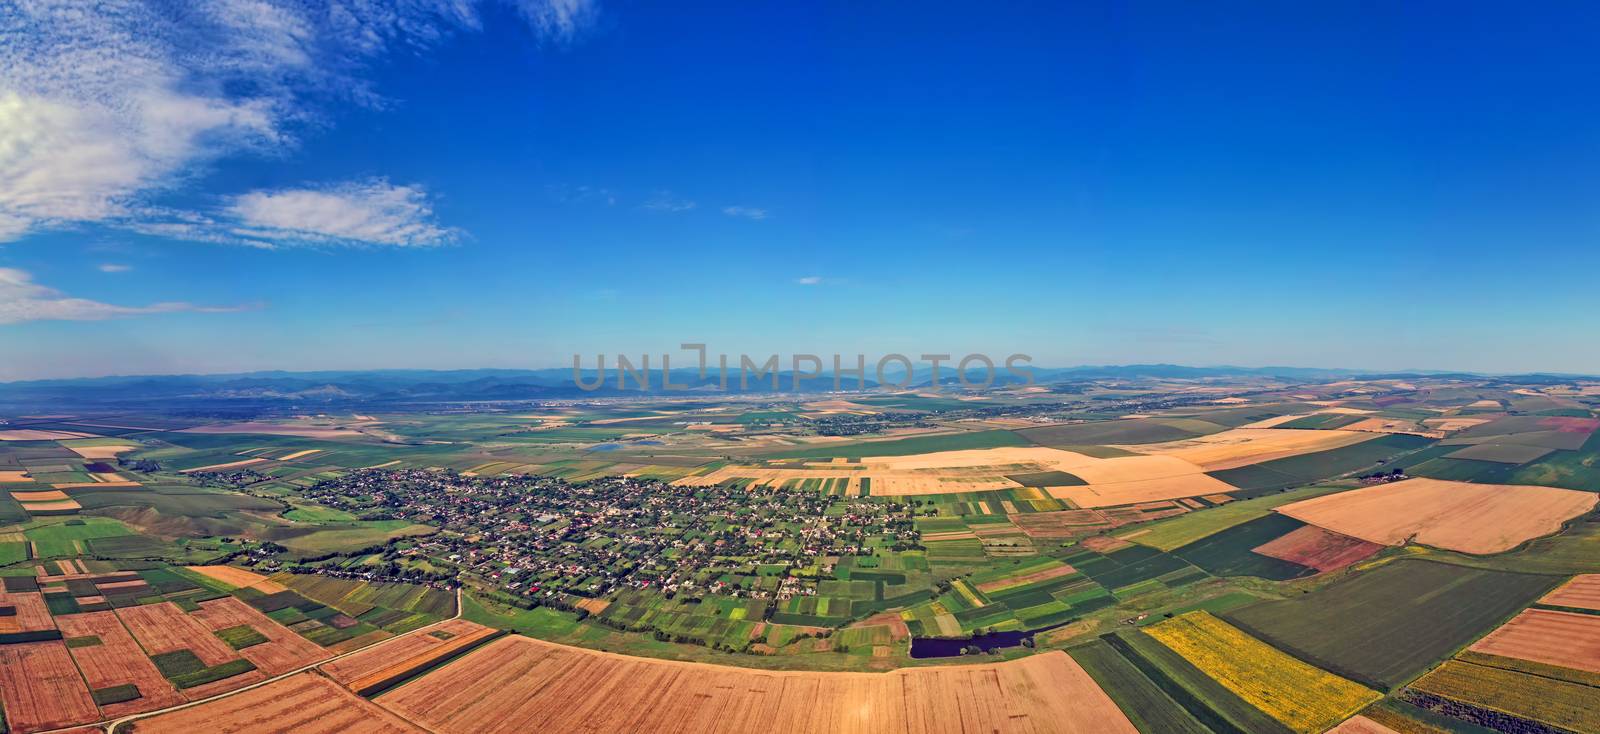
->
1169;514;1315;580
1208;434;1436;494
1221;559;1558;690
1120;484;1349;551
1068;639;1211;734
23;517;133;557
275;520;436;556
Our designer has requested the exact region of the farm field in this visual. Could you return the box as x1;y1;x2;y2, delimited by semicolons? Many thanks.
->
0;641;100;733
379;634;1137;734
1467;608;1600;674
2;377;1599;731
1405;659;1600;734
1542;573;1600;610
1221;559;1558;689
54;610;186;717
1117;428;1377;471
129;672;426;734
1249;525;1384;574
322;619;493;686
1275;477;1598;554
1144;612;1379;733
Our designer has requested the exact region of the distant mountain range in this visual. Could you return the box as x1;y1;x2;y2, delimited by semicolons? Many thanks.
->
0;364;1589;414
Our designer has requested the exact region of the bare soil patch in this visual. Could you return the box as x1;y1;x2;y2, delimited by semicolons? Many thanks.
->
1276;478;1598;554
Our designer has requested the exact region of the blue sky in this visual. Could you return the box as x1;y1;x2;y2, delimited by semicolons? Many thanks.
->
4;1;1600;380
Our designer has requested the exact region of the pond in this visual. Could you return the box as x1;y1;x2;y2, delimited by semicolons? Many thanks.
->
908;621;1070;659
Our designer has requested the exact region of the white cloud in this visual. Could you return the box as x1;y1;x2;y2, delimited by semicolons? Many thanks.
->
796;276;822;285
0;0;598;244
223;180;458;247
97;263;132;273
509;0;600;44
721;206;767;220
0;267;252;324
643;191;697;213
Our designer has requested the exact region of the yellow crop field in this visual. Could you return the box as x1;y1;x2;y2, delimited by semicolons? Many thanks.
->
1146;612;1380;733
1409;660;1600;734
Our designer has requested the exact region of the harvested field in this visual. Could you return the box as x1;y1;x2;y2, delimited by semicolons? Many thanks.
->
66;445;136;459
130;672;425;734
190;597;330;675
1079;535;1133;552
280;449;325;461
1542;574;1600;610
10;489;70;501
1337;417;1439;437
1120;429;1377;471
179;457;268;473
322;620;491;685
116;602;240;666
187;565;288;593
21;499;82;511
683;446;1233;505
381;635;1136;734
1468;609;1600;674
54;610;184;717
0;641;100;733
1275;478;1598;554
1145;612;1380;733
0;470;34;482
1250;525;1384;574
1326;715;1401;734
0;589;55;632
974;563;1075;594
348;626;501;695
0;429;94;440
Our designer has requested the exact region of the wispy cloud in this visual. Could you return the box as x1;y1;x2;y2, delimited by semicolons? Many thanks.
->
796;276;822;285
0;0;598;245
97;263;132;273
721;205;767;220
223;180;458;248
643;191;696;213
0;268;254;325
508;0;600;44
547;184;616;206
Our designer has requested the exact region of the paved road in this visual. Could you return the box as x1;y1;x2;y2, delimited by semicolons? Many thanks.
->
37;587;465;734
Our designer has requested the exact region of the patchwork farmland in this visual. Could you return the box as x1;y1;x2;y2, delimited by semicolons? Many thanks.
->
3;374;1600;732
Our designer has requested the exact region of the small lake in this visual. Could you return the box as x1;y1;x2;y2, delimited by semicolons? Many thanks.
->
908;622;1070;659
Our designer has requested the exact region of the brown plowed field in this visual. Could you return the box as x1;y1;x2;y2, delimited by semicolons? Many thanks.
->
1469;609;1600;674
131;672;425;734
0;641;99;733
190;596;331;675
1250;525;1384;573
0;589;55;632
54;610;184;717
117;602;240;665
322;620;490;686
1541;574;1600;610
380;636;1135;734
1275;478;1598;554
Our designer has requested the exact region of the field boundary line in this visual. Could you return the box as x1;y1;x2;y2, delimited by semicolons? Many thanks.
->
32;586;463;734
